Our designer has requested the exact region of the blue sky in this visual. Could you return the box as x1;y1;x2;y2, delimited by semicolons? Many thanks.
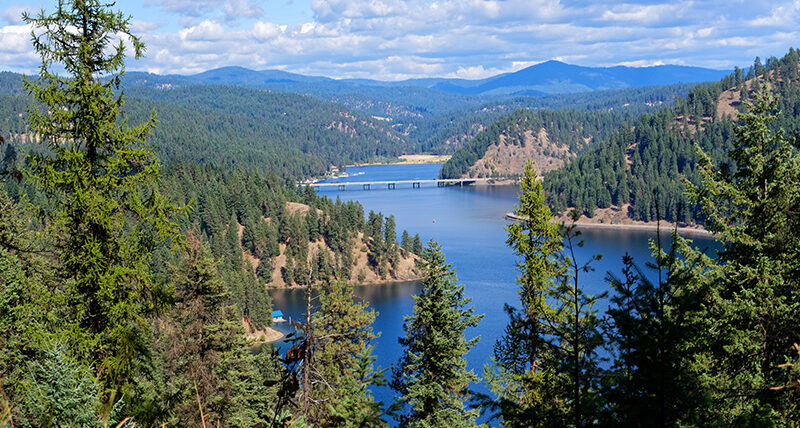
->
0;0;798;80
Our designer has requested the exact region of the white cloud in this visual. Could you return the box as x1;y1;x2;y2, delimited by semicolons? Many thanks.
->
252;21;283;39
446;65;507;79
179;20;231;42
748;1;800;26
223;0;264;21
2;0;799;79
1;5;34;24
0;24;32;54
131;20;163;33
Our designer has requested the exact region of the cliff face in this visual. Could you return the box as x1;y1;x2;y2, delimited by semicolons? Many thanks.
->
440;109;624;180
464;127;576;178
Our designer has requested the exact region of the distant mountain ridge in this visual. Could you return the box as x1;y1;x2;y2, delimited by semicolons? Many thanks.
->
124;60;728;98
431;60;729;95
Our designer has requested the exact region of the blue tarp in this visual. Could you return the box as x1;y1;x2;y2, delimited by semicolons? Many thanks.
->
272;310;284;317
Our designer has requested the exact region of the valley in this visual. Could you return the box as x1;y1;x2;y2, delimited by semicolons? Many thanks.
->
2;1;800;424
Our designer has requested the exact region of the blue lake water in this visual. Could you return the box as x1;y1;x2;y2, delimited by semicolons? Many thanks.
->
270;163;717;423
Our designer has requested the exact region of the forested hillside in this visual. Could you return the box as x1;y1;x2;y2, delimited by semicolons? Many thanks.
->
410;83;698;154
543;49;800;223
0;74;411;179
2;159;422;329
439;109;631;179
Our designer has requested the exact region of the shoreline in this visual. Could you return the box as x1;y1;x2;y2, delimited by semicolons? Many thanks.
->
245;325;285;344
345;154;452;168
504;212;713;238
568;221;713;238
267;276;422;291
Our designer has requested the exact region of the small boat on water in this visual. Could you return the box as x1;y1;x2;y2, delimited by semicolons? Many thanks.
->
272;310;286;324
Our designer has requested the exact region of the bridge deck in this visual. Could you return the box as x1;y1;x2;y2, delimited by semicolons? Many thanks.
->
309;178;489;187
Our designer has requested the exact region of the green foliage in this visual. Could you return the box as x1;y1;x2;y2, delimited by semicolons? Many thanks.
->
674;89;800;424
22;0;181;413
392;240;483;427
485;163;562;424
0;192;55;393
544;48;800;223
123;85;411;178
17;343;120;428
309;282;386;426
487;163;605;426
327;344;388;428
160;234;272;427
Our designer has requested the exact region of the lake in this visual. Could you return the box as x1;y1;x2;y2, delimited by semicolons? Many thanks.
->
270;163;717;422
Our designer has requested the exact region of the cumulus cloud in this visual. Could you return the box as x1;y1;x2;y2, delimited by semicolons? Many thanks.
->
2;4;34;24
1;0;799;79
223;0;264;21
146;0;264;22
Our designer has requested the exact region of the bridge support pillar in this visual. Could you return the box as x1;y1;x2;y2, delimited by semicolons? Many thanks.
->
338;184;345;191
437;181;443;187
388;183;396;189
363;184;370;190
413;182;420;189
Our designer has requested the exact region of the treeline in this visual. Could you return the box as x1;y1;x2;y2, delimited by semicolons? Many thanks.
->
408;82;697;154
0;74;412;179
543;48;800;222
439;108;630;179
2;158;422;329
484;135;800;426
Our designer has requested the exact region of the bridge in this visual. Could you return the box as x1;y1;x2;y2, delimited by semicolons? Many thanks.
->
307;178;491;191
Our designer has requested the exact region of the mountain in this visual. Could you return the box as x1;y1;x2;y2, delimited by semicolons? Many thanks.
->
439;109;631;179
431;60;730;95
120;61;729;118
440;50;800;225
541;49;800;224
0;74;412;179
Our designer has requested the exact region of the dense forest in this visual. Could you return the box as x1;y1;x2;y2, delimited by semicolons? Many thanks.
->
439;109;631;179
1;73;697;181
0;73;411;179
414;82;698;154
543;49;800;222
2;1;800;426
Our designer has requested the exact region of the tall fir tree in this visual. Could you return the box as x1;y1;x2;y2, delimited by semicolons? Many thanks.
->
546;222;605;427
678;87;800;424
160;232;270;427
602;232;701;426
309;281;385;427
392;240;483;427
22;0;180;411
485;162;563;425
488;162;605;426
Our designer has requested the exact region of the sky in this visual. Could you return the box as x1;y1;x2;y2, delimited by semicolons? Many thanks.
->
0;0;798;81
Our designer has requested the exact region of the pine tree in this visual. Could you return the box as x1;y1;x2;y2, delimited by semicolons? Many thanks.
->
546;223;605;427
309;281;385;426
488;162;605;426
17;343;121;428
160;233;268;427
679;88;800;424
603;233;700;426
411;234;424;255
485;162;563;425
392;240;483;427
22;0;180;411
401;230;412;252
